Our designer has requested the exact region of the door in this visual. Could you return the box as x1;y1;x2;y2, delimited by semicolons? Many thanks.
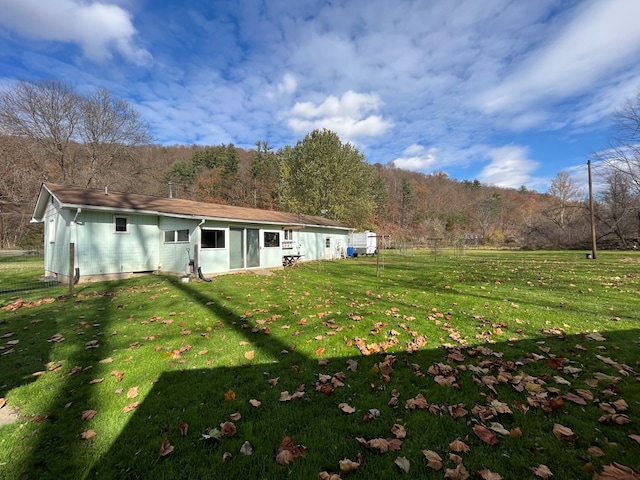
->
246;228;260;268
229;228;244;269
229;228;260;269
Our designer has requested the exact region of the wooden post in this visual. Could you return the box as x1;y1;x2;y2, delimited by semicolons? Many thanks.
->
69;242;75;295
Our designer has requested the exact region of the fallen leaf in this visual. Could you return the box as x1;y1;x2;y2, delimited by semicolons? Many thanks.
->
339;458;360;472
593;462;639;480
422;450;443;470
338;403;356;414
222;451;232;462
346;359;358;372
89;378;104;385
275;448;295;465
224;389;236;402
82;410;97;420
318;472;342;480
219;421;237;437
629;434;640;445
244;350;255;360
230;412;242;421
552;423;576;441
159;438;174;457
588;446;605;457
444;463;470;480
249;399;262;408
473;424;499;445
449;439;470;453
531;464;553;479
127;386;139;399
240;441;253;455
80;429;96;440
477;468;503;480
179;422;189;436
123;401;139;413
598;414;631;425
395;456;410;473
391;423;407;439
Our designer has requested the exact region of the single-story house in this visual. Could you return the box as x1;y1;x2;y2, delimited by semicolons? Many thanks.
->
31;183;352;283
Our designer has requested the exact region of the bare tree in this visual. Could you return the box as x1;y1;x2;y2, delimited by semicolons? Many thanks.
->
547;171;583;228
0;79;80;183
77;88;151;188
597;88;640;194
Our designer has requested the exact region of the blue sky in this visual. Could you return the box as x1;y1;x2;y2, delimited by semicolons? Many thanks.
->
1;0;640;192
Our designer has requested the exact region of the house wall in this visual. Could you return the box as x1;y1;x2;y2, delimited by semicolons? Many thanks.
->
74;210;159;276
44;201;72;278
158;216;197;275
296;227;349;261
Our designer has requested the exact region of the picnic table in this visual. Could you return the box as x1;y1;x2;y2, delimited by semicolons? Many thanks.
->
282;254;303;267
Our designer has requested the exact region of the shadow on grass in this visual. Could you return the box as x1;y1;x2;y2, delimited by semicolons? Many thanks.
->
83;278;640;480
0;280;136;479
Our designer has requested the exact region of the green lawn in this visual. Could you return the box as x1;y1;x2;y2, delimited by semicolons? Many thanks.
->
0;250;638;479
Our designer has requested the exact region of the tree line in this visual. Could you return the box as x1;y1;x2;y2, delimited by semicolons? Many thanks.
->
1;79;639;251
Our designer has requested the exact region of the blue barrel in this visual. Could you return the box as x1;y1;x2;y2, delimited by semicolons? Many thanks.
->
347;247;354;257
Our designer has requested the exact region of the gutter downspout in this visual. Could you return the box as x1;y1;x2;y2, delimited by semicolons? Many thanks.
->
196;219;211;282
72;208;81;284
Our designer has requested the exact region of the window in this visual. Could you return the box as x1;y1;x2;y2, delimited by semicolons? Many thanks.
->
164;229;190;243
284;229;293;240
115;216;128;233
48;218;55;243
264;231;280;247
202;229;225;248
326;238;331;248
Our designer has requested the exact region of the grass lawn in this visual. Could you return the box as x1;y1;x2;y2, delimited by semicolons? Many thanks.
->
0;250;639;479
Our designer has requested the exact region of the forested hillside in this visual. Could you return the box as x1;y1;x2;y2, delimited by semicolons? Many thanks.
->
1;81;639;251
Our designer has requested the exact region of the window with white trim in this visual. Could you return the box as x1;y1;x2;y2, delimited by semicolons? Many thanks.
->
201;229;225;248
264;231;280;247
48;218;55;243
114;216;128;233
164;229;190;243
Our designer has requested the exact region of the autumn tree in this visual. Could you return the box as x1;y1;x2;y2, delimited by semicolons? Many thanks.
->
250;141;279;209
547;172;583;229
277;129;375;229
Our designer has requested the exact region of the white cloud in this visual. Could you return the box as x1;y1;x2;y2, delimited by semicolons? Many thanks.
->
287;90;392;141
480;0;640;118
277;73;297;95
478;145;540;188
391;144;438;171
0;0;151;64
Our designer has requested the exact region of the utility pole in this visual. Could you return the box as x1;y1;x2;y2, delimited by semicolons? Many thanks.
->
587;160;597;259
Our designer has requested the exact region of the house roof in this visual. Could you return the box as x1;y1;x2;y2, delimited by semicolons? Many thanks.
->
32;183;351;230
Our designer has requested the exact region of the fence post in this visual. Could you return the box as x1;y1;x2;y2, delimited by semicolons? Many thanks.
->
69;242;75;296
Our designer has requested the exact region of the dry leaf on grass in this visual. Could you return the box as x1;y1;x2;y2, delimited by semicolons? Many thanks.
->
338;403;356;414
318;472;342;480
127;386;139;399
449;439;470;453
552;423;576;441
219;421;237;437
249;399;262;408
339;458;360;472
123;401;139;413
593;463;639;480
422;450;442;470
391;423;406;439
444;463;470;480
473;424;499;445
244;350;255;360
395;456;410;473
179;422;188;436
159;438;174;457
477;469;503;480
240;441;253;456
531;464;553;478
224;389;236;402
81;409;97;420
80;429;96;439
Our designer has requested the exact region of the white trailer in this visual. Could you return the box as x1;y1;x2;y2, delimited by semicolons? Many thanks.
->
348;231;377;256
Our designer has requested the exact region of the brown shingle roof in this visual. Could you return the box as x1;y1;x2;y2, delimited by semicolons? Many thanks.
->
38;183;351;229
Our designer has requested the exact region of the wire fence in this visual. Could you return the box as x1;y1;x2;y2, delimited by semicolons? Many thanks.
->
0;251;67;304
